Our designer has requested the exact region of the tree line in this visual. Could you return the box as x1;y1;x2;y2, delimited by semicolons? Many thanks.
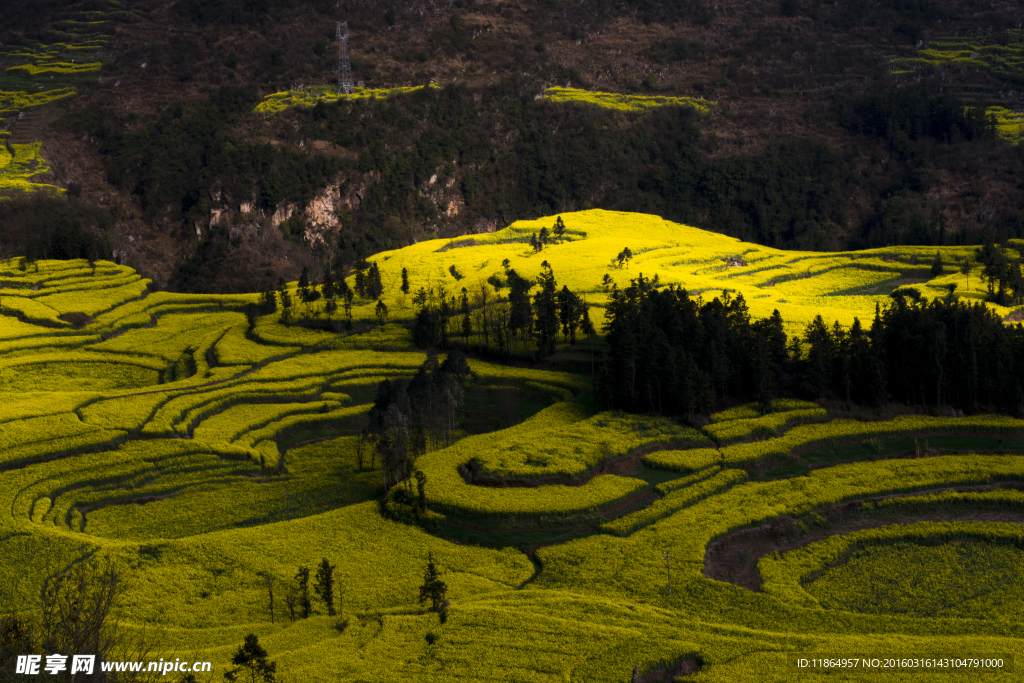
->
598;273;1024;417
412;258;596;358
363;351;471;493
58;70;1024;295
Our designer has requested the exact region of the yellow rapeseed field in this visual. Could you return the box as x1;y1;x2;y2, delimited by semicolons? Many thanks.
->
2;228;1024;681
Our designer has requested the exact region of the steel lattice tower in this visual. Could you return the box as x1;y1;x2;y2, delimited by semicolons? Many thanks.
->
337;21;353;95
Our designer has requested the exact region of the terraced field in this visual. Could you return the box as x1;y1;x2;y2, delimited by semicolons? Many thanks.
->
254;84;441;115
889;30;1024;85
886;30;1024;146
0;0;120;195
541;87;715;114
4;212;1024;681
255;84;715;117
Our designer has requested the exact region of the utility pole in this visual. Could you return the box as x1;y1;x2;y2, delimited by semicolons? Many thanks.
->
337;21;353;95
663;550;672;595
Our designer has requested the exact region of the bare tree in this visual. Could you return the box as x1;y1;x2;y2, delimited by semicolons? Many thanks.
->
355;428;368;471
257;571;275;624
475;279;490;348
283;582;297;622
314;559;336;617
37;555;156;682
382;403;409;491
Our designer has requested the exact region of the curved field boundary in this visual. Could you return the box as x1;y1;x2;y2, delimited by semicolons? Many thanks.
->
642;447;722;473
720;414;1024;467
692;456;1024;580
533;454;1024;598
468;411;710;483
0;295;68;327
702;483;1024;592
22;272;141;297
418;402;658;519
0;412;129;468
599;469;748;537
704;408;828;446
873;486;1024;514
0;350;167;373
759;520;1024;609
655;466;722;495
0;335;101;356
30;280;150;318
709;399;820;423
191;400;346;445
239;403;368;450
5;441;261;533
212;325;299;365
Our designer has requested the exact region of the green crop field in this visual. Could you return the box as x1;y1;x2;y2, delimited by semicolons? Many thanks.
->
890;30;1024;84
885;31;1024;146
761;521;1024;617
541;87;716;114
0;0;116;196
254;85;715;117
254;84;441;115
989;106;1024;145
3;212;1024;682
0;142;63;196
353;208;1017;342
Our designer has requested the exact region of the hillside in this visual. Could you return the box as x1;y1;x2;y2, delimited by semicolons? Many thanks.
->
3;0;1024;293
3;212;1024;680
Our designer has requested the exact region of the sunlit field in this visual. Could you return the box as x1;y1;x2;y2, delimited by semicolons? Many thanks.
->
3;210;1024;681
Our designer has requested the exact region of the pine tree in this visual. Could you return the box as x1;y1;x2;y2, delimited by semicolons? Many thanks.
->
245;304;257;332
414;470;427;511
553;216;566;242
533;262;559;357
280;289;292;326
401;267;410;294
367;262;384;299
283;581;297;621
803;315;834;399
322;268;336;301
296;567;311;618
223;634;277;683
507;270;533;347
557;285;573;342
375;299;389;327
931;251;943;276
538;226;550;247
418;552;447;613
343;289;354;330
257;571;275;624
581;305;596;377
460;288;471;341
258;289;277;314
298;266;311;302
314;558;336;616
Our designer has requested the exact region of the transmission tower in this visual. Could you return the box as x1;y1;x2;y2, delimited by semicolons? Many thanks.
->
337;21;353;95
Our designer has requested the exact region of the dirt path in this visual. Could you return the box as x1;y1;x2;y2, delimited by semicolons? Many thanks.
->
704;481;1024;591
